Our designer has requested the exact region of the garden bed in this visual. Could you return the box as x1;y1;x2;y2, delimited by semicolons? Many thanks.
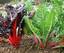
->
0;35;64;53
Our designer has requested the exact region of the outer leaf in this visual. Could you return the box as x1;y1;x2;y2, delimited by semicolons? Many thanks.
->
32;4;58;43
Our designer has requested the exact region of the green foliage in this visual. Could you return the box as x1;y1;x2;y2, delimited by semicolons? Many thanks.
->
32;4;58;43
25;0;33;11
23;0;64;46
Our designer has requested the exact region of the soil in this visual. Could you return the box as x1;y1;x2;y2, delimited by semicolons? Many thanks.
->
0;35;64;53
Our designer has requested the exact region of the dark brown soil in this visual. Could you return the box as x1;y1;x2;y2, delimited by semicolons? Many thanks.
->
0;35;64;53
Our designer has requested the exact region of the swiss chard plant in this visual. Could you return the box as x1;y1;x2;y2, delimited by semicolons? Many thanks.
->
23;0;64;48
